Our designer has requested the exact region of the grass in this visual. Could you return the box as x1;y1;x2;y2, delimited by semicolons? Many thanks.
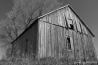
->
0;56;97;65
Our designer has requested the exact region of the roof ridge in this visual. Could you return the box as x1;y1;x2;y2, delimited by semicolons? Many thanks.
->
38;4;70;19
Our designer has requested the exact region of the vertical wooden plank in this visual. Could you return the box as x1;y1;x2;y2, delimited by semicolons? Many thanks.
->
77;33;80;60
58;10;65;27
48;14;52;24
54;26;59;57
50;12;56;25
49;24;52;57
86;35;96;61
86;35;92;61
84;26;88;34
61;27;65;57
54;25;58;57
46;15;49;23
66;9;73;28
75;17;81;32
80;34;85;61
38;20;41;58
82;34;88;61
57;10;64;27
54;12;59;25
44;22;47;57
38;21;45;58
49;13;53;24
71;31;76;61
78;33;84;60
51;24;55;57
41;21;45;58
81;23;84;34
73;31;79;61
57;26;60;58
65;7;74;29
77;33;82;61
47;23;52;57
61;8;67;27
61;28;67;57
64;28;67;49
61;28;65;57
68;7;75;20
65;7;69;20
63;8;68;28
57;26;64;57
45;23;49;57
50;24;57;57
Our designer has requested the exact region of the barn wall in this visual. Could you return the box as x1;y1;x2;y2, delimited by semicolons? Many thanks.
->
12;20;38;58
38;6;97;61
38;21;74;59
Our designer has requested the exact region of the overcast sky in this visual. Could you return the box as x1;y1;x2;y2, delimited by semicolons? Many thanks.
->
0;0;98;57
68;0;98;57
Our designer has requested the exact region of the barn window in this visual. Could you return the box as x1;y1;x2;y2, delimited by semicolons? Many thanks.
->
69;24;74;30
67;36;72;50
66;18;74;30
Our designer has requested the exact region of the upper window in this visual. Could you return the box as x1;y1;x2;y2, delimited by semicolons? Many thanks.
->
68;19;74;30
69;24;74;30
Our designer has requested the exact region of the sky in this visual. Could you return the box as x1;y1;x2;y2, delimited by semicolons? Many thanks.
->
0;0;13;20
0;0;98;58
68;0;98;57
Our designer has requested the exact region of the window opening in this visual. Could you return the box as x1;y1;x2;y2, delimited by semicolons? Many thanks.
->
69;24;74;30
67;36;71;50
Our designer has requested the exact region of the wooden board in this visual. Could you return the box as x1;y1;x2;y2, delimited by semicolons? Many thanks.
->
57;26;64;57
73;31;79;61
59;9;67;27
51;24;55;57
38;21;45;58
54;25;58;57
45;23;51;57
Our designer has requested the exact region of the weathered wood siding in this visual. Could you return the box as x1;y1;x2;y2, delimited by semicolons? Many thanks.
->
38;6;75;58
12;20;38;58
38;21;67;58
38;6;97;62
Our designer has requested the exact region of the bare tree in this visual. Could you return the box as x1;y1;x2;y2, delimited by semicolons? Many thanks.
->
4;0;65;41
0;18;21;42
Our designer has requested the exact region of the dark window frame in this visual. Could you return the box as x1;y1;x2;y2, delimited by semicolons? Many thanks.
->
66;36;72;50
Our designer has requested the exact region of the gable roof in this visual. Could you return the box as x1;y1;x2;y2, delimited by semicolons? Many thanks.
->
68;5;95;37
38;4;95;37
11;4;95;44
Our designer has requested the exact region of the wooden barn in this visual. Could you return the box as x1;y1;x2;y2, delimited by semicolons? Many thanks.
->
11;4;97;62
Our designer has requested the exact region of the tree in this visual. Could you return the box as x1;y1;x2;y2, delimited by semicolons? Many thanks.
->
57;0;69;6
4;0;69;42
4;0;63;41
7;0;62;28
0;18;22;42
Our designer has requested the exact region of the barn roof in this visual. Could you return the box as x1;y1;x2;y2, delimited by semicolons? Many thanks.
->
11;4;95;44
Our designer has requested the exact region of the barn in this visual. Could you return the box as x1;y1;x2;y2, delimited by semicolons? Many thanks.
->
11;4;97;62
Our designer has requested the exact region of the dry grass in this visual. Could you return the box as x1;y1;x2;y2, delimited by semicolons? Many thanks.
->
0;56;97;65
0;56;71;65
